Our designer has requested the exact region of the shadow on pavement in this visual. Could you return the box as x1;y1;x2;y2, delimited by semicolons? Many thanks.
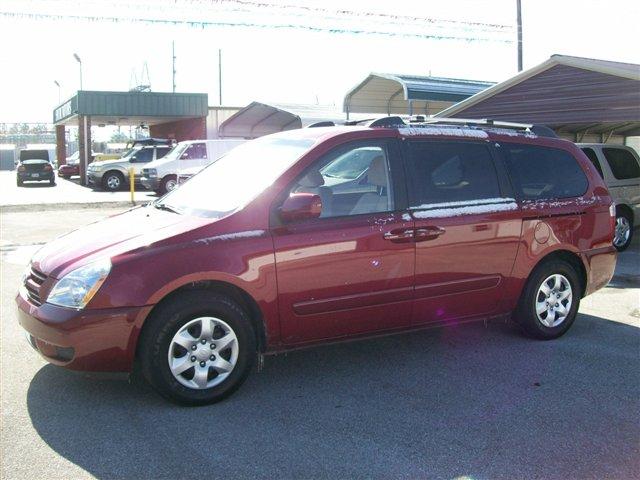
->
27;314;639;479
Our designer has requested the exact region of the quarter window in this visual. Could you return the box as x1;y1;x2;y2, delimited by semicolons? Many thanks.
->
603;148;640;180
580;148;604;179
405;141;501;207
502;145;588;200
289;145;393;218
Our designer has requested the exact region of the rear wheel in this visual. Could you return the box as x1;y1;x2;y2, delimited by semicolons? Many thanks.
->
102;171;124;191
16;178;23;186
49;177;55;186
515;260;581;340
139;291;257;406
613;210;633;251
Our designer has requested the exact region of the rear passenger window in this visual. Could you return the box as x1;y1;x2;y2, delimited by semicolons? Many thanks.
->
502;145;588;200
580;148;604;179
405;141;501;206
603;148;640;180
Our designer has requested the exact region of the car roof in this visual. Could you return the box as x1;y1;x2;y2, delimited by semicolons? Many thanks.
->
267;120;572;149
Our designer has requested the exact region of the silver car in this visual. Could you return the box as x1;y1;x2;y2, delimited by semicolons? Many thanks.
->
87;145;172;191
579;144;640;251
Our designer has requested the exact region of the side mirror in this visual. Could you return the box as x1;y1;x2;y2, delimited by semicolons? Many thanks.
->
280;193;322;223
130;156;137;163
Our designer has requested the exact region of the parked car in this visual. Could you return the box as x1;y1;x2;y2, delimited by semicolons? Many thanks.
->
87;144;173;191
16;149;55;186
141;139;245;195
58;151;81;179
578;144;640;251
17;118;616;405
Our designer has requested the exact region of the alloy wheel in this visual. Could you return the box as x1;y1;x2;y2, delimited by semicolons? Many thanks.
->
106;175;121;189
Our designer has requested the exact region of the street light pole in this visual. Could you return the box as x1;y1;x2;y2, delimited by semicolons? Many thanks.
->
73;53;83;90
54;80;61;103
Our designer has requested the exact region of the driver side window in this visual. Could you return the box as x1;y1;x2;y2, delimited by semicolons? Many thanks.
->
289;144;394;218
131;148;154;163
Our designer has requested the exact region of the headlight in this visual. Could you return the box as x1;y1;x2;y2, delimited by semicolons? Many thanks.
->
47;258;111;309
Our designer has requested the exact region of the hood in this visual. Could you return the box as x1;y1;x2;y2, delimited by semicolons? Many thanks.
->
31;206;211;278
89;158;124;169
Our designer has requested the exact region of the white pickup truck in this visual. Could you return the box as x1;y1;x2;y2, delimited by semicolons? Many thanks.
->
141;139;245;194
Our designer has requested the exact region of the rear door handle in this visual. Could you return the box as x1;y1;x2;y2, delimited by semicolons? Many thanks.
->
415;226;446;241
383;229;415;242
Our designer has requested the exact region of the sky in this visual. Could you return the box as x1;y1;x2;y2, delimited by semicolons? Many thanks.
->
0;0;638;125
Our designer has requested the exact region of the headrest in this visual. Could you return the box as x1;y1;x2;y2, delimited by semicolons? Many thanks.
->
299;170;325;187
367;156;387;187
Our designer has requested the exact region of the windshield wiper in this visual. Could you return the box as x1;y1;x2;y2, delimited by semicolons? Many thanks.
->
153;202;181;214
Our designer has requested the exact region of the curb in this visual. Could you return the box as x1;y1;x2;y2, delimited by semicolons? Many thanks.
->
1;201;140;213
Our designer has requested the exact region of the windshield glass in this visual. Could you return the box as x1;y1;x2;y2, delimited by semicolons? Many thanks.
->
156;135;316;217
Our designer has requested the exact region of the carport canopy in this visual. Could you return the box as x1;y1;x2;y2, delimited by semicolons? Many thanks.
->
218;102;371;139
343;73;494;118
53;90;208;127
436;55;640;139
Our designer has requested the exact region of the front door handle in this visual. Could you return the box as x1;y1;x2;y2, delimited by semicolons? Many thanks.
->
383;229;414;242
415;226;446;241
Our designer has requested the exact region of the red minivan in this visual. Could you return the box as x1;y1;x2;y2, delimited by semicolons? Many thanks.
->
17;118;617;405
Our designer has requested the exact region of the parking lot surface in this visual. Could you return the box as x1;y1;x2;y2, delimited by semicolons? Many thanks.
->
0;171;157;209
1;207;639;479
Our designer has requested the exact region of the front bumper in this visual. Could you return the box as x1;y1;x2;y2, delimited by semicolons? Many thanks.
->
16;292;151;372
140;176;160;190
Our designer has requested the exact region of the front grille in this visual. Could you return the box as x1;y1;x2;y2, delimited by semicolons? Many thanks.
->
25;267;47;306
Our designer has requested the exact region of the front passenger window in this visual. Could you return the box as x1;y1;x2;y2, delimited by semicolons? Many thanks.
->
289;145;394;218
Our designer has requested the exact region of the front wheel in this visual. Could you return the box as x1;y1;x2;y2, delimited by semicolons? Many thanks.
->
515;260;581;340
102;171;124;191
159;175;177;195
613;211;633;251
138;291;257;406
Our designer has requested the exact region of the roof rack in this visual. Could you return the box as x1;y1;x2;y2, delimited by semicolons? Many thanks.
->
307;115;558;138
413;117;557;137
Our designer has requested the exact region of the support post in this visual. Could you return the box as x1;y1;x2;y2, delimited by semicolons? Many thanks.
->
78;115;91;186
55;125;66;166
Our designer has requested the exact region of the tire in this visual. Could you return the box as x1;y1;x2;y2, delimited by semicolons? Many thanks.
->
138;291;257;406
515;259;581;340
159;175;178;195
49;177;55;186
102;171;124;191
613;210;633;252
16;178;23;186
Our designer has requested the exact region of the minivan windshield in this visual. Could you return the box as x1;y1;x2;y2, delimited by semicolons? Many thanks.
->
154;135;315;217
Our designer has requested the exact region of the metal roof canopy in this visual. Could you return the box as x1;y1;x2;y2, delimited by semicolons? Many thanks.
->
437;55;640;138
343;73;494;118
53;90;208;126
218;102;371;139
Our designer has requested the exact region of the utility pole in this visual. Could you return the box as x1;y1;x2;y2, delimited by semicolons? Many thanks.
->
172;41;176;92
516;0;523;72
218;49;222;105
73;53;83;90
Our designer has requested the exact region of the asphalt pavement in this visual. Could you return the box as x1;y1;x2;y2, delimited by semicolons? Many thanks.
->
1;207;638;479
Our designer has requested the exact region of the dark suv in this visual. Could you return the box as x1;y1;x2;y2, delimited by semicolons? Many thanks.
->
16;149;55;186
16;118;616;405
